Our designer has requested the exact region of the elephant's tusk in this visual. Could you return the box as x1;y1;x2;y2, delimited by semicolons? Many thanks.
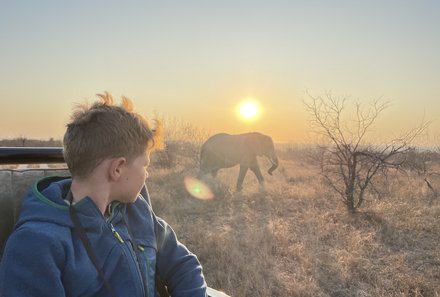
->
268;157;278;167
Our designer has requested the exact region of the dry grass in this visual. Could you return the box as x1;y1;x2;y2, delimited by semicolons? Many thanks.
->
148;146;440;297
3;137;437;296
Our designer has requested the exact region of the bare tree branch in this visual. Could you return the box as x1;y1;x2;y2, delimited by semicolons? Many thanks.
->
304;92;428;212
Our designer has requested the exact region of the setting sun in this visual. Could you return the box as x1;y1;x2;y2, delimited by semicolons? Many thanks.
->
237;100;261;121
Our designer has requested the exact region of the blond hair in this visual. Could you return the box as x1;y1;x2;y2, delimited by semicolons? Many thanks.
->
63;92;162;177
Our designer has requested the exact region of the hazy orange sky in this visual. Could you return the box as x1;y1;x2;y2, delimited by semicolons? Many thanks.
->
1;1;439;144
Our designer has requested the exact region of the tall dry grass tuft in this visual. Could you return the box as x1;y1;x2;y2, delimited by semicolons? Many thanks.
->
146;128;440;296
150;117;210;168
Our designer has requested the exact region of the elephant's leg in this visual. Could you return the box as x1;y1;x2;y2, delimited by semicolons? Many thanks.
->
236;165;248;192
250;164;266;191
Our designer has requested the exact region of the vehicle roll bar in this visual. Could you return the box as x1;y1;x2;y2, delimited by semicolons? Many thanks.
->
0;147;64;164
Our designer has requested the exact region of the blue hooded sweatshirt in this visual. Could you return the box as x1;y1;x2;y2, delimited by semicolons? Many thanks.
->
0;176;207;297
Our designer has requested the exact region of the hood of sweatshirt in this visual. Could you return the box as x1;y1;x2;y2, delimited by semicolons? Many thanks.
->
16;176;156;249
16;176;120;232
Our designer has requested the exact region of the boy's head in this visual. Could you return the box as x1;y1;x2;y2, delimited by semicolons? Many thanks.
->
63;92;162;178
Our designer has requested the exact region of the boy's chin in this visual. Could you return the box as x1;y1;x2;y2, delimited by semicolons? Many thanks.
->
118;195;139;204
127;196;139;204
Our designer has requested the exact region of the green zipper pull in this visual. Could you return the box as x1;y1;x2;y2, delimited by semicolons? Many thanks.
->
110;223;124;243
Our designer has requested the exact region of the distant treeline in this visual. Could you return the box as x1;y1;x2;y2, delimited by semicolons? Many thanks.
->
0;138;62;147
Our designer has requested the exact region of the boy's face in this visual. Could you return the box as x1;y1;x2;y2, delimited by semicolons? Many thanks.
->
117;152;150;204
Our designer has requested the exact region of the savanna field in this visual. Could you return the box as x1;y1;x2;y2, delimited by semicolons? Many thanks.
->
147;142;440;297
1;138;439;297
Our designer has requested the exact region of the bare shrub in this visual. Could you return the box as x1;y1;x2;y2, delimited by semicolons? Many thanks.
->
304;92;428;212
150;141;180;168
402;147;440;198
152;116;210;168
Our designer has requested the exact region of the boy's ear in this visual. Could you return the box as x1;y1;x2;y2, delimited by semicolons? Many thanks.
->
109;157;126;181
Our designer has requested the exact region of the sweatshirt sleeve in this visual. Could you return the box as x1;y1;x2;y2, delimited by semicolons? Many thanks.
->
0;225;66;297
154;216;207;297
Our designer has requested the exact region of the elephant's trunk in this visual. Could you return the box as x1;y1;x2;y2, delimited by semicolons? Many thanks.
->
267;156;278;175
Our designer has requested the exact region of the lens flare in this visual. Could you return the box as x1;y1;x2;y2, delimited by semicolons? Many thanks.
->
183;176;214;200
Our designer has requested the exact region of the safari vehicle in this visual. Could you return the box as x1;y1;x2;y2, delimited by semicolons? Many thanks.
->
0;147;230;297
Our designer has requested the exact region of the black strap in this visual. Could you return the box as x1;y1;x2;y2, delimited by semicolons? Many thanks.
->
155;274;170;297
67;191;117;297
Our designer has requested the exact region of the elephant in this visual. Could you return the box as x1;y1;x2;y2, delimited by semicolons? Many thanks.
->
200;132;279;191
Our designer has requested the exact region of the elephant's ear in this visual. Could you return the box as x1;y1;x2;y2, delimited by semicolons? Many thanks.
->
246;134;265;156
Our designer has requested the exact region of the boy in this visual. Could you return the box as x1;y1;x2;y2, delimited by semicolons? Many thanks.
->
0;93;207;296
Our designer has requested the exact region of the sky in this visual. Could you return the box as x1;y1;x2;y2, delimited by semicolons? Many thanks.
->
1;1;439;144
